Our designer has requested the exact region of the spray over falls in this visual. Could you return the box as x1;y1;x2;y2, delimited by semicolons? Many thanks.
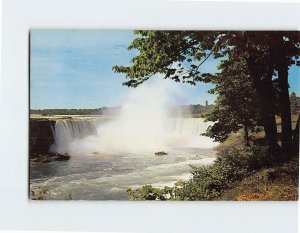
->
50;79;217;156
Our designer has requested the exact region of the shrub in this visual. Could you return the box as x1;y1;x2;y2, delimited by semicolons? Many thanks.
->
176;166;224;200
127;185;171;200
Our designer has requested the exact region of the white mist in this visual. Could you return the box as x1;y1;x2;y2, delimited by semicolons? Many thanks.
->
51;78;218;156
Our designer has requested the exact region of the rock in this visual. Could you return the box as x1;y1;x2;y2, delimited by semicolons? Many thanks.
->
155;151;168;156
29;119;55;156
56;153;71;161
29;153;70;166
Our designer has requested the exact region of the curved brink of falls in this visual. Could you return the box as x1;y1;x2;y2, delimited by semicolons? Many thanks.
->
50;117;217;156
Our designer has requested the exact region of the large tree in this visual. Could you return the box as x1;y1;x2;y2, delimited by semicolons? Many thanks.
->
234;32;300;155
274;32;300;154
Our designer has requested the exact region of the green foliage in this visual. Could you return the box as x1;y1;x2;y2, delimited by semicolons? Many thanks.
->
127;185;172;201
213;140;270;181
113;31;299;89
113;31;223;87
203;54;261;142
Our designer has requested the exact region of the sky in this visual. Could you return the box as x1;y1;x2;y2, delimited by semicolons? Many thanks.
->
30;30;299;109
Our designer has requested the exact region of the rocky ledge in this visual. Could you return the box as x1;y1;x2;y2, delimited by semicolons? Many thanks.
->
30;153;70;166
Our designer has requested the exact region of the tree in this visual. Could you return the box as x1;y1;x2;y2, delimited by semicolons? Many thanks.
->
204;53;260;144
113;31;221;87
246;32;299;155
230;31;300;155
233;32;281;154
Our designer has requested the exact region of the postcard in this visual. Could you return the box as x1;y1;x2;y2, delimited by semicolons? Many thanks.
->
29;30;299;201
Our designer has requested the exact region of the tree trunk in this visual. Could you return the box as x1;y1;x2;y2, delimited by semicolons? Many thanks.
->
293;114;299;142
245;56;280;155
244;124;250;146
278;62;293;156
292;114;299;155
262;113;279;151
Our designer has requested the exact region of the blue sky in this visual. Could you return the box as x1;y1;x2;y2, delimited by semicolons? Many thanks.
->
30;30;299;109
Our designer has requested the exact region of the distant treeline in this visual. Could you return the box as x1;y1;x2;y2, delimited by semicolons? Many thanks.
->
30;107;121;116
191;104;214;116
170;104;214;117
30;104;214;116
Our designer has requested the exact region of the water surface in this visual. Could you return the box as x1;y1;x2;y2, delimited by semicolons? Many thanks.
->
30;148;215;200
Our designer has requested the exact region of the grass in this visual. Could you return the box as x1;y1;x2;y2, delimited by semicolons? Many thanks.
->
219;159;298;201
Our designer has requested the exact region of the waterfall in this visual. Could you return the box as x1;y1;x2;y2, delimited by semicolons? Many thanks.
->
50;117;215;155
50;117;109;154
170;118;213;136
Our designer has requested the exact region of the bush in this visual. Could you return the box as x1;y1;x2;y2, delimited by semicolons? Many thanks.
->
174;140;269;200
127;185;175;200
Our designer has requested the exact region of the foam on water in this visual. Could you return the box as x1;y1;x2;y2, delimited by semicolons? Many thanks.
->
30;150;216;200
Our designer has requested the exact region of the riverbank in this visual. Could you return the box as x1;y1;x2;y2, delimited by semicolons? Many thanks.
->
128;132;299;201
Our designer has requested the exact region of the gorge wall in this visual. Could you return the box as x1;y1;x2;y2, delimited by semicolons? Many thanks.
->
29;119;55;157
